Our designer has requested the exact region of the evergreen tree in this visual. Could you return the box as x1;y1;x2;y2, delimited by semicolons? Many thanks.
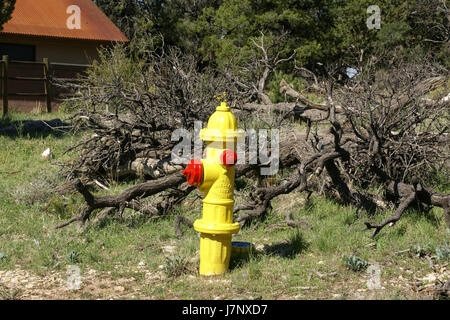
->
0;0;15;31
93;0;449;68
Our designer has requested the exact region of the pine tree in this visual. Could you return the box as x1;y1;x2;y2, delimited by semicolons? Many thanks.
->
0;0;15;31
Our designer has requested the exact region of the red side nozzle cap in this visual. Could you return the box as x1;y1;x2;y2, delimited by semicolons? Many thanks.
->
182;159;203;186
220;150;238;167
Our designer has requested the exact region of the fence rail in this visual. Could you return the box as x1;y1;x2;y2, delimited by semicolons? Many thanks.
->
10;60;46;66
51;62;91;68
1;55;91;116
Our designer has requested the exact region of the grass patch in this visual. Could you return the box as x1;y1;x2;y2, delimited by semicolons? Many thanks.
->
162;254;191;278
0;111;448;300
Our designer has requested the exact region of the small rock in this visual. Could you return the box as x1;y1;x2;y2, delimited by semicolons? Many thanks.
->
162;245;175;254
422;273;437;283
255;244;264;251
189;255;199;264
354;292;364;299
299;286;311;290
114;286;125;292
41;148;51;159
207;279;232;284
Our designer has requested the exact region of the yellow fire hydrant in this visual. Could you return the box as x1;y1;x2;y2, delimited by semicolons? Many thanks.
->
182;101;243;276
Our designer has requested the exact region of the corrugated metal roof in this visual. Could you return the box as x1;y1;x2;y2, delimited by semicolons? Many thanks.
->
1;0;129;42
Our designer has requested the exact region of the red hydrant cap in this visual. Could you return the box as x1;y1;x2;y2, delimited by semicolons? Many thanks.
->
220;150;238;167
182;159;203;186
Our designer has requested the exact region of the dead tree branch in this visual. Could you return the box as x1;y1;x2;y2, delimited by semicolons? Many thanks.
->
364;191;417;238
174;215;194;238
55;172;187;229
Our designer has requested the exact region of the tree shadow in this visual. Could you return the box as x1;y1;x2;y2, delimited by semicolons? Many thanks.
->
407;205;442;227
0;118;70;139
261;231;309;259
229;232;309;271
229;254;252;270
303;198;316;213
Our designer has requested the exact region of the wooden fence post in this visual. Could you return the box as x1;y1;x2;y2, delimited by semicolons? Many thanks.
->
43;58;52;113
2;55;8;116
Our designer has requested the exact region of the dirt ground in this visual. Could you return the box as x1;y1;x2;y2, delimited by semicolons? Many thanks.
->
1;261;448;300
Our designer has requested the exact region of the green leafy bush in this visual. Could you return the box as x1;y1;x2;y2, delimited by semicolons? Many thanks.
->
343;255;369;272
435;242;450;261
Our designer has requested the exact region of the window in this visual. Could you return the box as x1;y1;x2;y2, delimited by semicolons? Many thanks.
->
0;43;36;61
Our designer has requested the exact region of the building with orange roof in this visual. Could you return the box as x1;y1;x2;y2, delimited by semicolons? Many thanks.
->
0;0;128;64
0;0;128;112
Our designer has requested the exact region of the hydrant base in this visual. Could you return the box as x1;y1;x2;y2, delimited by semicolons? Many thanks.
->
198;233;233;276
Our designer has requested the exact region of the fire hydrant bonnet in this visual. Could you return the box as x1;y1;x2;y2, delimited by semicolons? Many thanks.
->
200;102;244;142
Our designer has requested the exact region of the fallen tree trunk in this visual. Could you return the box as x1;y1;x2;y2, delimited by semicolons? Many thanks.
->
115;157;184;179
240;102;332;122
55;129;329;229
279;79;344;113
56;57;449;239
55;172;187;229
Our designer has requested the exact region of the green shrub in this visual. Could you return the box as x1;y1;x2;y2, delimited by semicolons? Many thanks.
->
411;243;434;258
343;255;369;272
435;242;450;261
